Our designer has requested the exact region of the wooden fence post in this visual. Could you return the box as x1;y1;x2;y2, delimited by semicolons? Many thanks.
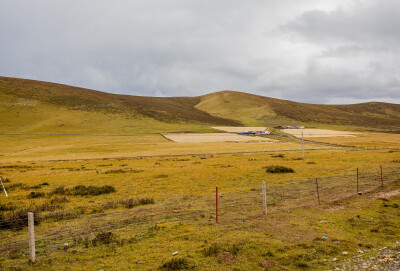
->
380;165;384;187
357;168;359;195
315;178;320;205
302;131;305;161
28;212;35;263
216;187;218;223
262;181;267;215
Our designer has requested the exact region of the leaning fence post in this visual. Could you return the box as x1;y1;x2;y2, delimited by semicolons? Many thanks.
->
262;181;267;215
315;178;321;205
28;212;35;263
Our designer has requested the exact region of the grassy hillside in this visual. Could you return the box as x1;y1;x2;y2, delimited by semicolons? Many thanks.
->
1;77;399;134
0;77;239;134
196;91;400;132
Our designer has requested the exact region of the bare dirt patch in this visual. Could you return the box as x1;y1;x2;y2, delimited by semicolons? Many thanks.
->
217;252;236;264
163;133;274;143
283;128;358;138
212;126;268;133
373;189;400;199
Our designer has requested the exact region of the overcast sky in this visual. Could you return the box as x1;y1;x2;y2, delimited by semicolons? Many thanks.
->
1;0;400;104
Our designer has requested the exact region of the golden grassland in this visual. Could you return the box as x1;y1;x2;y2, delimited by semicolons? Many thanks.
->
0;134;307;163
306;132;400;149
0;133;399;270
1;76;400;269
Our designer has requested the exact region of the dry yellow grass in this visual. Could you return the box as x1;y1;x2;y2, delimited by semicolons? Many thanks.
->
0;141;399;270
163;133;274;143
308;132;400;148
283;128;358;138
0;134;306;163
212;127;268;133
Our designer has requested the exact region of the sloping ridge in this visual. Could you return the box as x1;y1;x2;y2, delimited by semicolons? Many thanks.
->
196;91;400;132
0;77;239;126
1;77;399;133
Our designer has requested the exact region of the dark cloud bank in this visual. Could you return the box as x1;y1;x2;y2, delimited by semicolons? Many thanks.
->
0;0;399;104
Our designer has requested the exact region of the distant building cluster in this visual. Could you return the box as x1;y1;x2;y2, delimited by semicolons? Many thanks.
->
237;130;271;135
273;126;305;129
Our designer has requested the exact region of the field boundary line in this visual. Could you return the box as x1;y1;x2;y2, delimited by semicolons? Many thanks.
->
0;146;390;164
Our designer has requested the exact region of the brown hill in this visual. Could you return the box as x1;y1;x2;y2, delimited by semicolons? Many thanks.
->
1;77;399;133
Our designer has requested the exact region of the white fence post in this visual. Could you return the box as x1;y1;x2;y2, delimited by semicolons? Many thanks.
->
28;212;35;263
262;181;267;215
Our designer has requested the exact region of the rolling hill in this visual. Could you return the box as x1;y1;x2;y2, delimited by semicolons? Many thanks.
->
0;77;239;134
196;91;400;132
1;77;399;134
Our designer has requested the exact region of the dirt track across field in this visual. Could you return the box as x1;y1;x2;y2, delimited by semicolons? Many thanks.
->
212;126;268;133
163;133;275;143
283;128;358;138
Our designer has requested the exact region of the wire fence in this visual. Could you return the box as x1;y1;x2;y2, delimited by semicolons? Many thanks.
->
0;165;399;266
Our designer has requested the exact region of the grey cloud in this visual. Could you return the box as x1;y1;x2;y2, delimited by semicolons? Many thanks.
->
282;0;400;45
276;0;400;104
0;0;399;104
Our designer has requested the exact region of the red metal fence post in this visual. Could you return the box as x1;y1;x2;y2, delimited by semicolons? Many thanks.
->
380;165;384;187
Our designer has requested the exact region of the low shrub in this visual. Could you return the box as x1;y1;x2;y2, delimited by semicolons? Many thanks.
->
0;210;41;231
51;186;66;195
103;169;143;174
33;202;63;212
104;169;126;174
265;165;294;173
118;198;155;209
203;243;222;256
8;183;29;190
155;174;168;178
50;196;69;204
92;232;116;246
137;198;155;205
0;177;11;183
0;203;16;211
159;258;192;270
27;192;45;199
50;185;116;196
203;243;240;257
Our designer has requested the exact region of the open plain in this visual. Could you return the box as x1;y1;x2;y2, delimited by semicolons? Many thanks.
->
0;77;399;271
212;127;268;133
282;129;358;138
163;133;274;143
